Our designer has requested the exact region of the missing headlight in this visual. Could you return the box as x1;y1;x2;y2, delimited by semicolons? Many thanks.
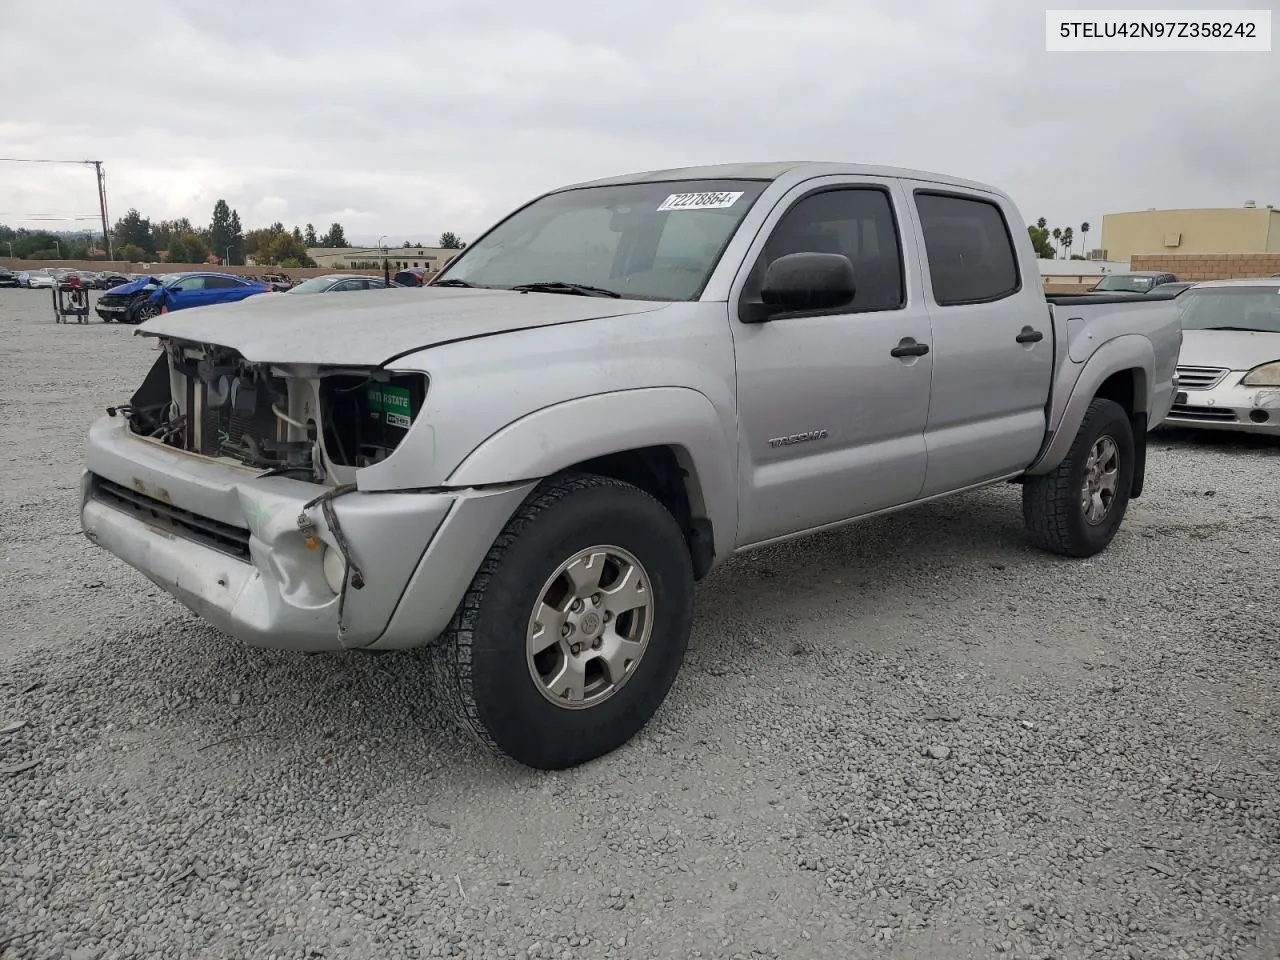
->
319;373;429;468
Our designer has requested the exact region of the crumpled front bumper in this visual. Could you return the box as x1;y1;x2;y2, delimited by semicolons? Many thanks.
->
80;415;534;652
1165;374;1280;435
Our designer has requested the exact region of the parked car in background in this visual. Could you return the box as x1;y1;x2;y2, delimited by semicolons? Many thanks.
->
80;160;1183;770
1142;280;1192;297
21;269;55;289
393;267;428;287
63;270;101;289
1092;271;1179;294
95;272;270;324
0;267;21;288
99;272;131;289
1164;278;1280;435
286;274;395;294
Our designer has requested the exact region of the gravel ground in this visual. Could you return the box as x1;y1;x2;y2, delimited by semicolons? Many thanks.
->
2;286;1278;960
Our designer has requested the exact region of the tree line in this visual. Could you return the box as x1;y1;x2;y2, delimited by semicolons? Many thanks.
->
1;200;467;267
1027;218;1093;260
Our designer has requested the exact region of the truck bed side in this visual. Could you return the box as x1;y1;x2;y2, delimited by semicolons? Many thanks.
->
1028;293;1183;476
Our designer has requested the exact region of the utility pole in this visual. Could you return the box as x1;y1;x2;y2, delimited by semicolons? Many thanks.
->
92;161;113;261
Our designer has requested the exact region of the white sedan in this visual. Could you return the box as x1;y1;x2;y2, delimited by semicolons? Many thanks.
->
1165;279;1280;436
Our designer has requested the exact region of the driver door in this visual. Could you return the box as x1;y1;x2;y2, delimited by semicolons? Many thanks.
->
729;178;935;546
163;275;209;310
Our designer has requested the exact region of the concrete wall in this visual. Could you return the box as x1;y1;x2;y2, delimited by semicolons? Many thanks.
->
1100;208;1280;262
1130;253;1280;281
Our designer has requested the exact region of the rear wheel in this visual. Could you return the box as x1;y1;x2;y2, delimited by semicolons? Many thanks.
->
433;472;694;770
1023;397;1135;557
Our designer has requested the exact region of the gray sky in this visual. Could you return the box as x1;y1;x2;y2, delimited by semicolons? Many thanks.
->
1;0;1276;248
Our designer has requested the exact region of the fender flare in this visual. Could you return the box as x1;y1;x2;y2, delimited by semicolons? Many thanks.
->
1026;335;1153;476
445;387;738;562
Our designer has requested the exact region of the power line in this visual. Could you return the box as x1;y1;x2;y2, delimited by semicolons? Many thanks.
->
0;158;97;164
0;157;113;259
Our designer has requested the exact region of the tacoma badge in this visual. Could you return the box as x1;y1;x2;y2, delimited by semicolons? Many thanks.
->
767;429;829;448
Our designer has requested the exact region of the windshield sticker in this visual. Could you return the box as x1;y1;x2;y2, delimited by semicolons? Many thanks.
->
656;191;744;213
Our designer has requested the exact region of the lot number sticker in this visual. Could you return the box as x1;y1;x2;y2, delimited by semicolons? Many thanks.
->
656;191;744;212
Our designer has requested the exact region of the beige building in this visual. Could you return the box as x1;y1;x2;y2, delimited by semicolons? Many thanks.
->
306;246;461;272
1100;204;1280;262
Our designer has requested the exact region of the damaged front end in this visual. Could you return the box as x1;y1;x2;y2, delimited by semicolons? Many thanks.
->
114;339;429;483
80;335;455;652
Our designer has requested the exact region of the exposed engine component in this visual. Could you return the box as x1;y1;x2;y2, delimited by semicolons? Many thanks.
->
117;344;428;484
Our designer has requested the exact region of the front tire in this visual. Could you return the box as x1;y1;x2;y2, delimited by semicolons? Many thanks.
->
434;472;694;770
1023;397;1135;557
127;297;159;325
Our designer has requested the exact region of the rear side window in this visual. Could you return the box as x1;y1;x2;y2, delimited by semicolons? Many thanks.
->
914;192;1020;306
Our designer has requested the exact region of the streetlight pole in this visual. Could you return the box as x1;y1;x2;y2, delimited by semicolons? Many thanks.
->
379;234;389;286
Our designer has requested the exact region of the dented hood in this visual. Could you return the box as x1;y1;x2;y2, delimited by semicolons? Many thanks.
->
136;286;667;366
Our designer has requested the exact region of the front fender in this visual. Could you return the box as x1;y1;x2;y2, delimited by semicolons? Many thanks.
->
1026;335;1154;476
446;387;738;562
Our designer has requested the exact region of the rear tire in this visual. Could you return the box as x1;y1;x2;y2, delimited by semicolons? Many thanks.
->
433;472;694;770
1023;397;1135;558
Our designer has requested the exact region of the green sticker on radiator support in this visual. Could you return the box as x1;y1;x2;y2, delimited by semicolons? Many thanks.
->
366;384;413;429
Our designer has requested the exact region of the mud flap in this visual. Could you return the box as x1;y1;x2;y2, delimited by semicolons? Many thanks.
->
1130;412;1148;498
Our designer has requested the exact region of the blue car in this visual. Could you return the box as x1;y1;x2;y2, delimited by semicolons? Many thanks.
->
95;272;270;324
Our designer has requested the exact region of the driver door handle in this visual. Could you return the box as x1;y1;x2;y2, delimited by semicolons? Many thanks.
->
1016;326;1045;344
890;337;930;359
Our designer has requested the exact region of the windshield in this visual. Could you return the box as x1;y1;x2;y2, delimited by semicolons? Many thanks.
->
287;277;339;294
1094;274;1156;292
1178;287;1280;333
436;179;769;300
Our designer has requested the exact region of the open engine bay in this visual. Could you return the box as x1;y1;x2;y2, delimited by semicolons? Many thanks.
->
111;339;428;483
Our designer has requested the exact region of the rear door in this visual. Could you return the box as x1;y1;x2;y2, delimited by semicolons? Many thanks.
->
901;185;1053;496
204;275;256;302
729;176;935;545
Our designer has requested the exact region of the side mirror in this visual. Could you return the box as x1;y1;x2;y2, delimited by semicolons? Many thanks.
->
744;252;856;323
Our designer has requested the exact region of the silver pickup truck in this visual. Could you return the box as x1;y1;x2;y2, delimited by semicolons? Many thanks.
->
81;162;1182;769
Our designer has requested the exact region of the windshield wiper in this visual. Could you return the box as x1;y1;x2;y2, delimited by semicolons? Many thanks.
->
1201;326;1261;332
511;281;621;299
431;278;476;288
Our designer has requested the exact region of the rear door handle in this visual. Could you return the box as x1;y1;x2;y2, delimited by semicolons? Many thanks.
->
1016;326;1044;344
890;337;930;359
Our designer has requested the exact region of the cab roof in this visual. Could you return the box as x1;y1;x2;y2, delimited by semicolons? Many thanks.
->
558;160;1005;197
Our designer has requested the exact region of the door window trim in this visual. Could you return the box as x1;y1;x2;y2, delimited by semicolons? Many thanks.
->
734;183;908;324
911;188;1023;307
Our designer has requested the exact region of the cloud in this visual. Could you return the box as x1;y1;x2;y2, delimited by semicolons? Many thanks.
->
0;0;1275;246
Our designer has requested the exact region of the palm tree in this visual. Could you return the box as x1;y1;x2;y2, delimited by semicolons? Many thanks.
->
1036;217;1047;230
1051;227;1062;258
1062;227;1074;257
1080;222;1090;258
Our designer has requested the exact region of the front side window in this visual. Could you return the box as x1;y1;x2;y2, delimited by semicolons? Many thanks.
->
165;276;206;292
1178;287;1280;334
914;192;1020;306
742;187;905;312
438;179;769;301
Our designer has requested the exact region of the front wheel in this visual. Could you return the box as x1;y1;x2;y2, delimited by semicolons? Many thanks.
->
433;472;694;770
1022;397;1136;557
127;297;160;325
